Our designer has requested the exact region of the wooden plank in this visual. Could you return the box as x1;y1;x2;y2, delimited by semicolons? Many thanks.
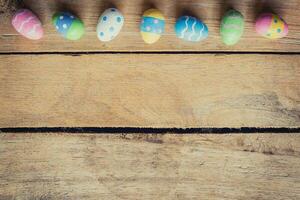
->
0;133;299;200
0;54;299;128
0;0;300;52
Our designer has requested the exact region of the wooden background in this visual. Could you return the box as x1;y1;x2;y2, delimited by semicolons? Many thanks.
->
0;0;299;199
1;133;300;199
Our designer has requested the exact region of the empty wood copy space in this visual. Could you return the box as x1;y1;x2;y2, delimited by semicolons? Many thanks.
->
0;0;299;199
1;133;300;200
0;54;299;128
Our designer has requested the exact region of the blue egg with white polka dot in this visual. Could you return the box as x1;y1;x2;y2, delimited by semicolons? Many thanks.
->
52;12;85;40
97;8;124;42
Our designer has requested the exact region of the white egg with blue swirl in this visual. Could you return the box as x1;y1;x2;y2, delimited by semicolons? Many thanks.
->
175;16;209;42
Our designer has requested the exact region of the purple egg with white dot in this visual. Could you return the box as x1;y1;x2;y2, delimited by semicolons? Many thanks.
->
97;8;124;42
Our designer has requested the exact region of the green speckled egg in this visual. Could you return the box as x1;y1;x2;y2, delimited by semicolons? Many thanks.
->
220;9;244;46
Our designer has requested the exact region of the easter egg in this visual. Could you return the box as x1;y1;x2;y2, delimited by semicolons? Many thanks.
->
255;13;288;39
175;16;209;42
220;9;244;46
52;12;85;40
12;9;44;40
140;9;165;44
97;8;124;42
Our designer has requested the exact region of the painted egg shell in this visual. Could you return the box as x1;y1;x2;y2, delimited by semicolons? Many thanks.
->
255;13;288;39
175;16;209;42
140;9;165;44
97;8;124;42
12;9;44;40
220;9;244;46
52;12;85;40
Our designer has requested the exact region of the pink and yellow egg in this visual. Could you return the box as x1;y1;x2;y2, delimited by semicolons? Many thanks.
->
255;13;288;39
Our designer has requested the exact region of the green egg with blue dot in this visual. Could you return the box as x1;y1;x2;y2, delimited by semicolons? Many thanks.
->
220;9;244;46
52;12;85;40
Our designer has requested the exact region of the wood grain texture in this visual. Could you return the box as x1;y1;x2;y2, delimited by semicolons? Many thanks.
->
0;54;299;128
0;133;299;200
0;0;300;52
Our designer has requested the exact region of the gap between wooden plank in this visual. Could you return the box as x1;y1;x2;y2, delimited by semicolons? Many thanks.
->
0;127;299;134
1;51;300;55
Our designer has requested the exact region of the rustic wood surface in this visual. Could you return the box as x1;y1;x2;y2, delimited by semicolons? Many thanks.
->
0;0;299;199
0;133;299;200
0;0;300;52
0;54;299;128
